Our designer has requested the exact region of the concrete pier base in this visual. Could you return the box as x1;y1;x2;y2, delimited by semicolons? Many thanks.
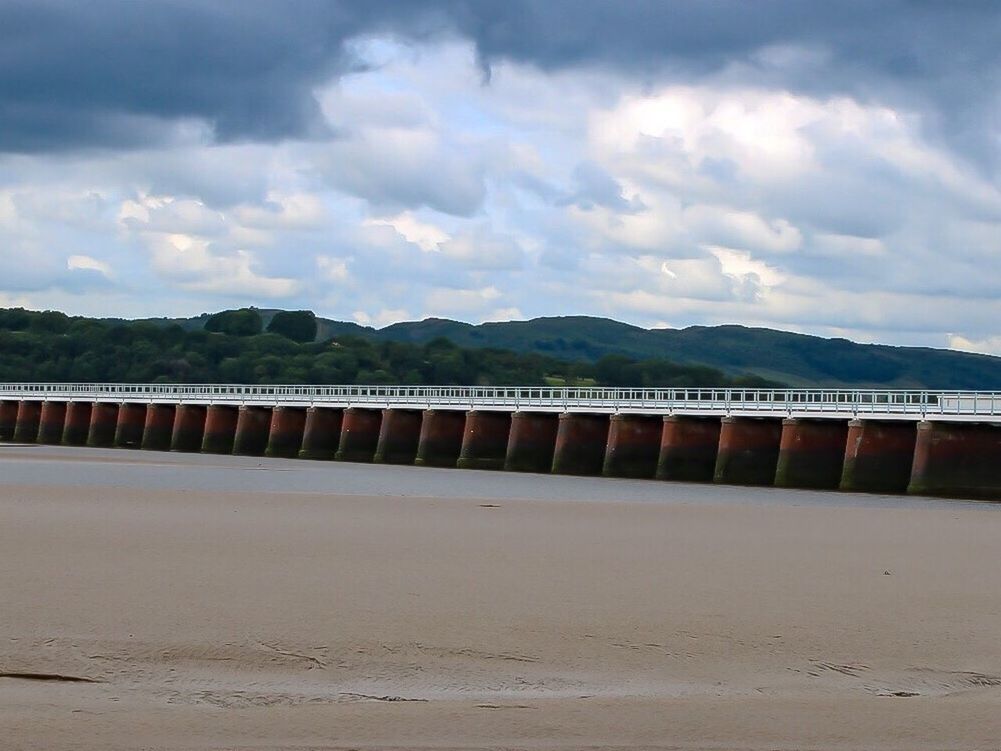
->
551;413;609;476
61;402;93;446
298;407;344;460
13;400;42;443
655;416;721;482
170;405;207;453
334;408;381;462
458;411;512;470
0;400;19;441
713;417;783;486
232;406;273;456
373;409;422;464
201;405;239;454
840;420;916;494
774;418;849;489
37;401;68;445
908;421;1001;500
87;403;120;448
602;413;661;478
266;407;306;458
114;403;147;448
141;404;176;451
503;412;559;473
415;410;466;468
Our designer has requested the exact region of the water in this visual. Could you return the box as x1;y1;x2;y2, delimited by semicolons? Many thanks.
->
0;443;987;511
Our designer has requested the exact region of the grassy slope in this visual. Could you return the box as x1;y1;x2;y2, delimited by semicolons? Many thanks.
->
111;311;1001;389
368;316;1001;389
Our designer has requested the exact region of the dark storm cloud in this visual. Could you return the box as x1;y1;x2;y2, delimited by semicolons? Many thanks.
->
453;0;1001;78
450;0;1001;168
1;0;999;156
0;0;433;151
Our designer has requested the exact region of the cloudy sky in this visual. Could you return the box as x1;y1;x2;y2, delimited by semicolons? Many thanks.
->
1;1;1000;352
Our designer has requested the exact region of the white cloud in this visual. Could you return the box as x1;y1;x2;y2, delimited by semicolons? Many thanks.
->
811;233;886;257
425;285;503;316
352;308;410;327
311;47;491;217
589;87;826;185
948;335;1001;357
365;211;450;251
0;291;34;308
708;247;786;288
0;191;19;227
118;194;225;235
231;192;327;230
146;233;299;298
316;255;351;282
438;226;525;271
683;206;802;254
67;255;112;277
485;307;525;321
567;196;684;254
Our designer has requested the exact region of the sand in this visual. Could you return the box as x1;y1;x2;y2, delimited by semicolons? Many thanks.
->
1;453;1000;750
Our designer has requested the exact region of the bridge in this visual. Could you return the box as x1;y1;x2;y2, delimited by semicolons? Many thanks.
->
1;384;1000;500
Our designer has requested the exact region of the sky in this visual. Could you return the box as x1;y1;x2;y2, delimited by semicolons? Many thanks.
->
1;1;999;353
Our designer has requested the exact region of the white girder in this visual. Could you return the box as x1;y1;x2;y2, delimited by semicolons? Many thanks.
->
1;383;999;421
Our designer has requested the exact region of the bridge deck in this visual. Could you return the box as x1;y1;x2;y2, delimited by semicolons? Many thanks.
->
1;384;999;421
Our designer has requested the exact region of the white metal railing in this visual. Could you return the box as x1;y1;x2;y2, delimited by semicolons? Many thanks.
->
0;383;999;420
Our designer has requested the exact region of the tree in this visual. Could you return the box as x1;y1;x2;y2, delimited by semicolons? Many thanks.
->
594;354;633;386
266;310;317;343
0;306;786;388
0;308;32;331
204;308;262;337
29;310;71;334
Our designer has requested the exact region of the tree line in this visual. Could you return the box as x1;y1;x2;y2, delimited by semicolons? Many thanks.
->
0;307;779;388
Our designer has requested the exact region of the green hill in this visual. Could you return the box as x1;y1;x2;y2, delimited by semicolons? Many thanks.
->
364;316;1001;390
0;308;769;388
33;308;1001;389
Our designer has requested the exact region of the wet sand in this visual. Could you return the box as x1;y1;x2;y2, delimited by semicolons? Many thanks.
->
1;447;1000;749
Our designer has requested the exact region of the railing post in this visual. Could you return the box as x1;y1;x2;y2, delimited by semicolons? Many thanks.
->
0;384;997;422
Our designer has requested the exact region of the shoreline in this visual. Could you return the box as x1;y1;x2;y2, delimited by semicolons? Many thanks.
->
0;443;989;512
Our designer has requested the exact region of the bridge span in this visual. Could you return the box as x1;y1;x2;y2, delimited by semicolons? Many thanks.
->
1;384;1000;500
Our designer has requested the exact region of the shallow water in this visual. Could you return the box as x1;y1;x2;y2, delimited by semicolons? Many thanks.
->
0;443;984;511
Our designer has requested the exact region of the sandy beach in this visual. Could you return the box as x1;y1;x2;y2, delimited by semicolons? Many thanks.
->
1;447;1000;750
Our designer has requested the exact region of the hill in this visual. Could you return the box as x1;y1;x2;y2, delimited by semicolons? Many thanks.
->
28;308;1001;389
0;308;770;388
341;315;1001;389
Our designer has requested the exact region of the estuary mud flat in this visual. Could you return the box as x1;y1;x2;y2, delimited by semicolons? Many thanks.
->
1;446;1000;750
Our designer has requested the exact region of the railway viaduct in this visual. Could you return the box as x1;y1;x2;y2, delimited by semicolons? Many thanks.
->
1;384;1000;500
